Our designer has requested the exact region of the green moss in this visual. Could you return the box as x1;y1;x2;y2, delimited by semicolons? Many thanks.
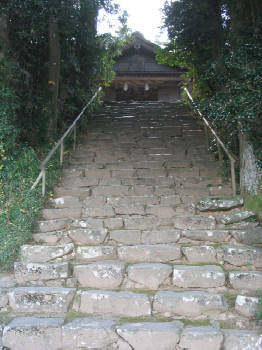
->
118;316;173;325
181;319;211;327
224;293;237;308
245;196;262;216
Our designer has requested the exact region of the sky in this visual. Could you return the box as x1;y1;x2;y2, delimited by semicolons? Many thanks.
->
98;0;169;44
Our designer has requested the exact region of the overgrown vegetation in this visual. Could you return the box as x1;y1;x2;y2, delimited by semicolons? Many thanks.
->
160;0;262;195
0;0;128;269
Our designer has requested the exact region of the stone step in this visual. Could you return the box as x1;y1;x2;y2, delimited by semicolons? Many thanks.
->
8;287;75;315
50;196;82;208
4;317;260;350
196;197;244;212
153;290;228;318
21;244;74;262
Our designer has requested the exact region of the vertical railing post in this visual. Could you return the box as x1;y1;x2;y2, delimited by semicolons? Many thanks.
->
217;141;223;167
230;158;237;196
60;140;64;166
204;124;209;148
42;169;46;197
73;125;76;151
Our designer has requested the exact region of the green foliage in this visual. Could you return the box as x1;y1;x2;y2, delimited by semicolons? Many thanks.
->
0;146;61;270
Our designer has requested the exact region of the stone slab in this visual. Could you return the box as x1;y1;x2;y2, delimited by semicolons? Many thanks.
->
141;229;180;244
118;244;181;262
116;322;183;350
126;263;172;289
8;287;75;314
68;228;108;244
75;246;117;262
74;262;125;288
179;326;223;350
33;231;63;245
21;243;74;262
3;317;64;350
181;229;230;243
14;262;69;283
223;329;262;350
172;265;225;288
229;271;262;291
110;230;142;244
42;208;82;220
38;219;69;233
235;295;260;317
51;196;81;208
62;317;118;349
82;206;115;218
154;291;228;317
223;245;262;267
174;215;216;230
77;290;151;317
70;218;104;229
231;228;262;245
196;197;243;212
182;245;217;263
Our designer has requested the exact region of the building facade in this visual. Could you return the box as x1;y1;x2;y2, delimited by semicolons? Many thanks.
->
104;32;187;102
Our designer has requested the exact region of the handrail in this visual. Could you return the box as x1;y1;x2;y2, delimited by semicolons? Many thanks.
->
31;87;102;196
184;87;238;196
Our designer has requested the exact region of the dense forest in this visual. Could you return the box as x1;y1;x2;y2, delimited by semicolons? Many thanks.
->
160;0;262;199
0;0;124;268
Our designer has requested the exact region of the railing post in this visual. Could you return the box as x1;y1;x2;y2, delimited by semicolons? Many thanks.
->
217;141;223;166
60;140;64;166
230;159;237;196
73;125;76;151
204;124;209;148
42;169;46;197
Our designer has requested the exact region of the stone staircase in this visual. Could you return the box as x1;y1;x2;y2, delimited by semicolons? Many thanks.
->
1;102;262;349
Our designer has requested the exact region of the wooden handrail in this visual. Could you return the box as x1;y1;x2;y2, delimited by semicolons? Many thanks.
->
184;87;238;196
31;87;102;195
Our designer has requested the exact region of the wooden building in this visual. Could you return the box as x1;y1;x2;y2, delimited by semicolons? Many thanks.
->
104;32;187;102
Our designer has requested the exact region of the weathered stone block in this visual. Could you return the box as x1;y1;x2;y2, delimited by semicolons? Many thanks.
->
124;216;159;230
42;208;82;220
160;195;181;206
235;295;260;317
0;289;8;309
74;262;125;288
141;229;180;244
223;245;262;267
62;177;99;187
14;262;69;283
77;290;151;317
181;229;230;243
231;228;262;245
114;205;145;215
118;244;181;263
38;218;69;233
62;318;118;349
174;215;216;230
75;246;117;262
50;196;81;208
83;195;106;206
55;186;91;197
154;291;228;317
223;329;262;350
196;197;243;212
179;326;223;350
229;271;262;291
3;317;64;350
82;206;115;218
68;228;108;244
92;185;130;196
146;205;176;218
126;263;172;289
8;287;75;314
110;230;142;244
182;245;217;263
172;265;225;288
104;217;123;229
33;231;63;245
70;218;104;229
21;243;74;262
116;322;183;350
219;210;255;225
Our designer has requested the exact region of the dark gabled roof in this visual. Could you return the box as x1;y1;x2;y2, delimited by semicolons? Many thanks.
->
114;32;187;76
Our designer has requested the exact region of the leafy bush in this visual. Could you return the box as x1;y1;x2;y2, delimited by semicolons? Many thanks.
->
0;146;61;270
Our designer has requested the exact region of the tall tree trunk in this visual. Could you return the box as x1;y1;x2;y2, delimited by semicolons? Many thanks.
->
0;14;9;58
239;131;262;196
47;11;60;141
